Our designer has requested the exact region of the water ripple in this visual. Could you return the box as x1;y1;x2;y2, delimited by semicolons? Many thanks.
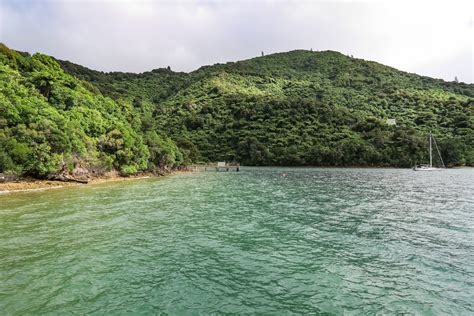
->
0;168;473;314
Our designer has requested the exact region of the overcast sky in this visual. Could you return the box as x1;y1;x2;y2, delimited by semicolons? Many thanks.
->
0;0;472;83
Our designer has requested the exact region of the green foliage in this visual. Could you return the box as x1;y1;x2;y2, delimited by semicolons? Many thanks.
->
1;44;473;176
144;131;183;169
0;44;183;177
57;49;473;167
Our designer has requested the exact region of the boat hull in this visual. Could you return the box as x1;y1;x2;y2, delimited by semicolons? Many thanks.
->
413;167;443;171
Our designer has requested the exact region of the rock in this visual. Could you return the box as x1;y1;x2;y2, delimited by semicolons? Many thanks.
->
0;173;20;183
48;172;89;184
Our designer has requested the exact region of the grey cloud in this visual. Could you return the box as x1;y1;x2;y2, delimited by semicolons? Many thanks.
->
0;0;472;83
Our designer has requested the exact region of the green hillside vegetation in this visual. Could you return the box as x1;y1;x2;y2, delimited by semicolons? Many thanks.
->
1;43;473;179
59;50;474;167
0;44;183;178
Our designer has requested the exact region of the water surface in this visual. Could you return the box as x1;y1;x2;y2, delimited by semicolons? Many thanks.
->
1;168;473;314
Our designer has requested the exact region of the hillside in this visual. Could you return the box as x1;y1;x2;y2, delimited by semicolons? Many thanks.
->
59;50;474;167
1;44;473;179
0;44;183;178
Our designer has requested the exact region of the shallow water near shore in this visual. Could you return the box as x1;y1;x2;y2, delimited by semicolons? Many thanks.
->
1;167;473;314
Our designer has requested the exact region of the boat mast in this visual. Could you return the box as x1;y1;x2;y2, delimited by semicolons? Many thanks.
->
432;134;446;168
429;130;433;167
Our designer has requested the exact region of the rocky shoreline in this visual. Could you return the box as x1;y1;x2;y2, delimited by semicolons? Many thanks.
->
0;170;193;193
0;175;152;193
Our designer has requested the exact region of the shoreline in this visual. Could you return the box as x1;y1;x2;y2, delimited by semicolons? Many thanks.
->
0;171;193;194
2;166;471;194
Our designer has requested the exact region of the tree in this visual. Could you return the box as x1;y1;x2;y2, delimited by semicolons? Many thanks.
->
31;71;56;100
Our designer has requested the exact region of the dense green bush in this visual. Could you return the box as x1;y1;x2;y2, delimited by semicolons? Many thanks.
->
58;49;473;167
0;44;182;177
1;43;473;176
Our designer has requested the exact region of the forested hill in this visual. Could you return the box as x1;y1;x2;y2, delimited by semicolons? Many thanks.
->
1;43;473;179
58;49;473;167
0;43;183;178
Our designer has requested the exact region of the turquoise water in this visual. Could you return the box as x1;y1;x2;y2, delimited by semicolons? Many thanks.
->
0;168;473;314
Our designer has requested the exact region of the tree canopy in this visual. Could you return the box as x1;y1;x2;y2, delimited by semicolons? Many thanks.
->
1;43;472;178
59;49;473;167
0;44;182;177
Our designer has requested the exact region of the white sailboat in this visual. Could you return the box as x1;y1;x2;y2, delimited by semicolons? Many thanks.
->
413;131;445;171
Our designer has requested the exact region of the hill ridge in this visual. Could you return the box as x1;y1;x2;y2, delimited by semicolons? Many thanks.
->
59;48;471;86
0;43;473;177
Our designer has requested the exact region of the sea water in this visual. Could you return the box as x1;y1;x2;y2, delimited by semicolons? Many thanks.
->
0;168;473;314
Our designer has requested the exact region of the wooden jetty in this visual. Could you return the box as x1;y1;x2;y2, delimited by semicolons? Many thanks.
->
216;161;240;172
187;162;240;172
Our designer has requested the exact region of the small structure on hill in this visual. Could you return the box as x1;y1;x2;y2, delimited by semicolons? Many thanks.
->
386;118;397;126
